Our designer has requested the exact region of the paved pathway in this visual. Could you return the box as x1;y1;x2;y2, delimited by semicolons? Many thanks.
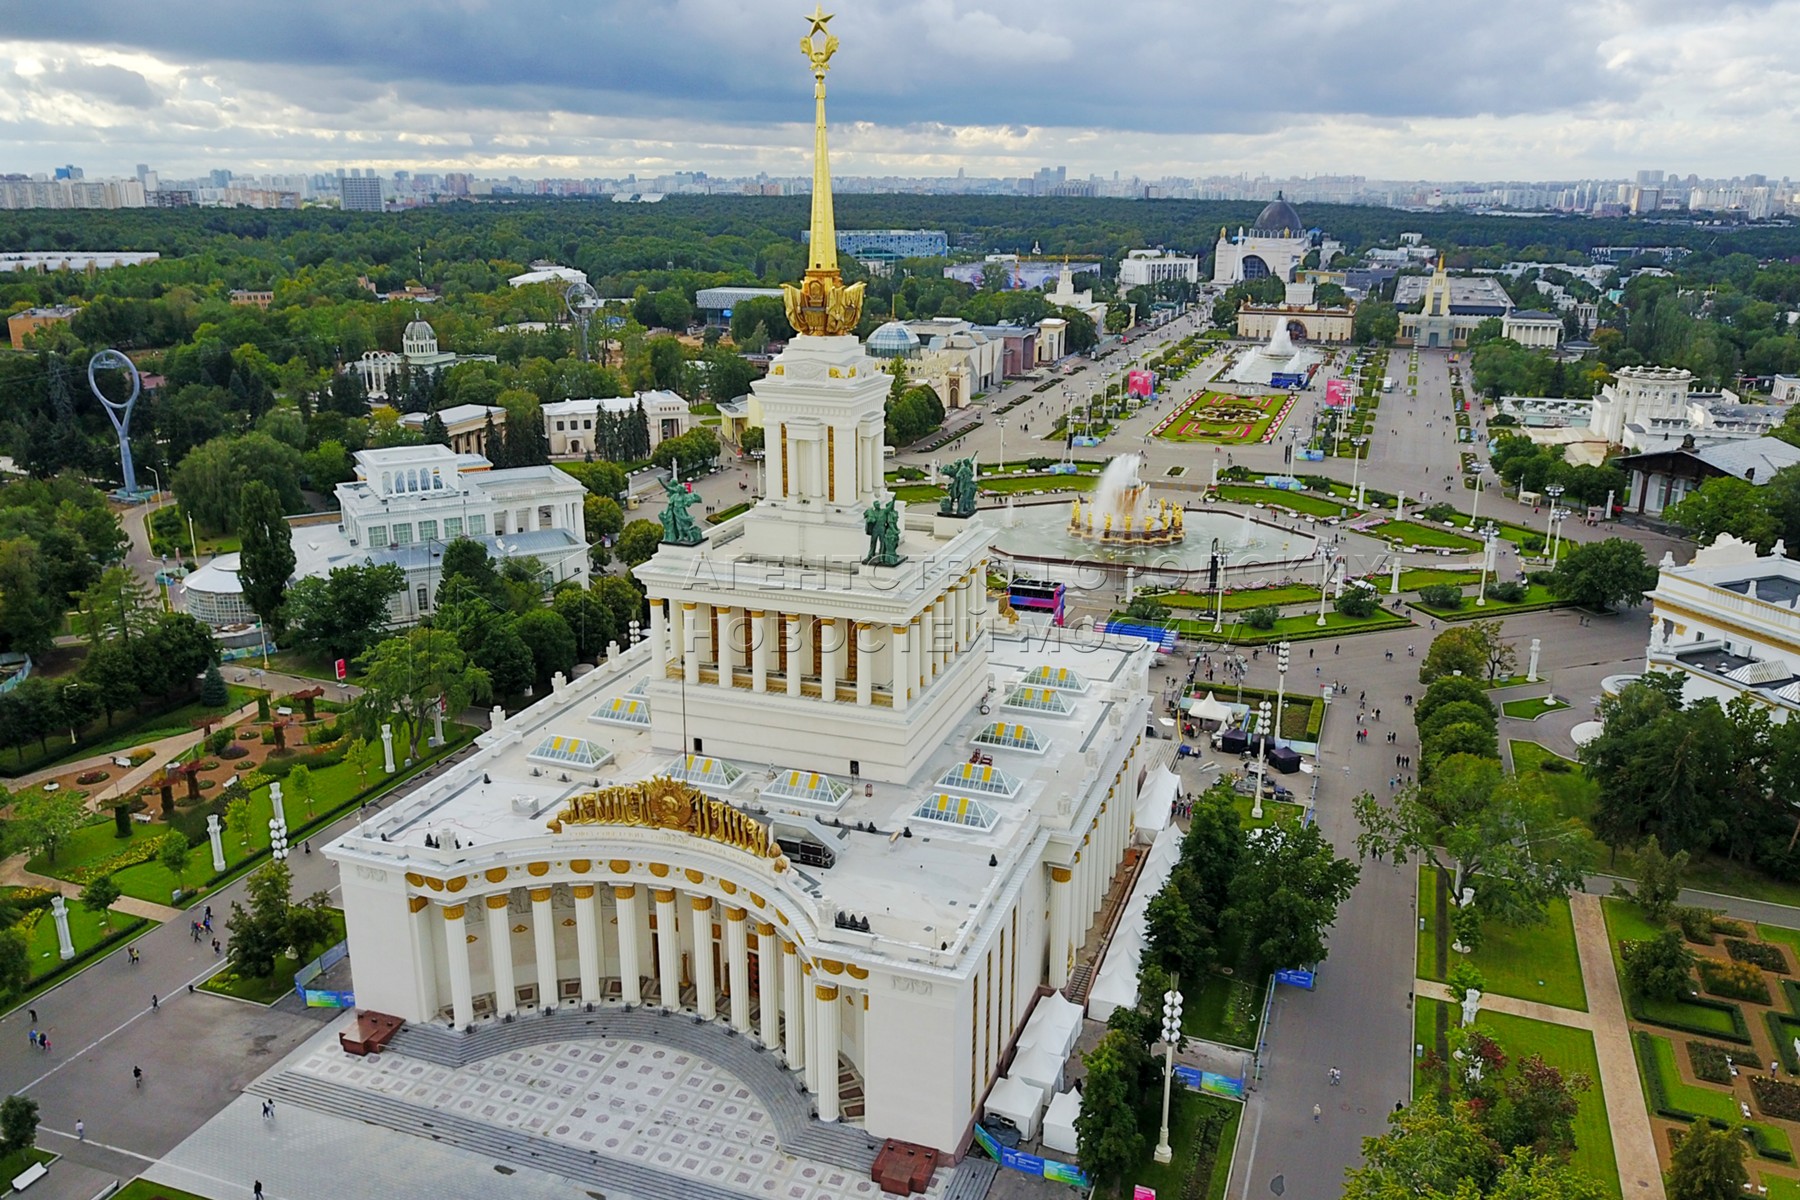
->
1413;979;1594;1030
1570;891;1666;1200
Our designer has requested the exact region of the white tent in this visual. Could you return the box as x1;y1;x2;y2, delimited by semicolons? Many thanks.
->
984;1074;1046;1140
1086;957;1139;1022
1042;1089;1083;1156
1011;1042;1064;1098
1134;765;1179;834
1187;691;1232;726
1022;991;1085;1059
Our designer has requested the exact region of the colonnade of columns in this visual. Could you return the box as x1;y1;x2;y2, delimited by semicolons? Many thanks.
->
1046;782;1135;993
426;881;858;1122
643;567;986;710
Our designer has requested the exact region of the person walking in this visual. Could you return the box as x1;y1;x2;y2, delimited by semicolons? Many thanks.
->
1313;1103;1322;1122
253;1183;264;1200
75;1119;84;1141
27;1008;35;1024
133;1065;143;1088
150;994;158;1011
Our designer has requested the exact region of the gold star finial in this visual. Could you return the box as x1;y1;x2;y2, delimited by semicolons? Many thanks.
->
806;5;833;37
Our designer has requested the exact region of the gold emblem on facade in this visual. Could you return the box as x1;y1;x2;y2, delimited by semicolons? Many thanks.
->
547;776;790;872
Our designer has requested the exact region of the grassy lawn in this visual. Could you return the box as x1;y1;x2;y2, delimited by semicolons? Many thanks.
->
891;485;944;503
1415;996;1446;1094
1636;1031;1742;1123
1126;1090;1240;1200
706;501;753;524
1479;1012;1619;1200
109;1180;215;1200
1416;868;1588;1011
1601;899;1751;1038
1161;585;1321;611
1500;695;1570;721
0;684;262;778
200;908;345;1004
1395;568;1483;591
0;1150;55;1187
1414;584;1569;621
1213;485;1353;518
979;473;1095;495
1232;796;1304;830
1758;924;1800;961
1379;521;1482;552
1170;608;1411;645
265;648;357;685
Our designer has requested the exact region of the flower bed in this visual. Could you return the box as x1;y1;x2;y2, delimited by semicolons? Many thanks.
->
1700;958;1772;1005
1728;938;1789;973
1687;1040;1737;1084
74;770;108;785
218;744;249;760
1753;1075;1800;1122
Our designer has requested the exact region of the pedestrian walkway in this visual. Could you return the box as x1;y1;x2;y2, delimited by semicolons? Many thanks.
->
1570;891;1666;1200
1412;979;1593;1031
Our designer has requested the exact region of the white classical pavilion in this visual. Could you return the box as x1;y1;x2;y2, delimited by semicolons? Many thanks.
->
325;11;1154;1155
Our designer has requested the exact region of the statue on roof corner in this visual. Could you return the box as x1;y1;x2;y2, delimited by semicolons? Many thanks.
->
938;456;977;518
863;495;903;567
657;472;705;546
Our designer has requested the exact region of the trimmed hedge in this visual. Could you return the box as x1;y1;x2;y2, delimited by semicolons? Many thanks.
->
1687;1040;1736;1085
1638;1031;1707;1121
1728;938;1789;974
1628;990;1753;1045
1767;1011;1800;1074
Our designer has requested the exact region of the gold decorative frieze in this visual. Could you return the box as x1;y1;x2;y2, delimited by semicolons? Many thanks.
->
547;777;789;872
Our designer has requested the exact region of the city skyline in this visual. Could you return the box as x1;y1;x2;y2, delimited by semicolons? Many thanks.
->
3;0;1798;181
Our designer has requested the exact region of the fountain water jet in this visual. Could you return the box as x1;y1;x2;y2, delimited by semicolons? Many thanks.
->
1068;453;1184;546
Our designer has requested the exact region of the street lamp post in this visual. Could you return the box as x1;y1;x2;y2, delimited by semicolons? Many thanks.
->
146;465;162;504
1468;468;1484;530
1475;522;1498;607
996;418;1006;475
1153;984;1185;1165
1349;437;1368;498
1549;506;1571;567
1273;641;1291;750
1253;701;1272;820
268;781;289;863
1316;539;1334;626
1211;538;1225;634
1543;484;1565;561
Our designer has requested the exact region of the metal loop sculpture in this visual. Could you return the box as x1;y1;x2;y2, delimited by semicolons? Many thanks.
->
87;348;142;496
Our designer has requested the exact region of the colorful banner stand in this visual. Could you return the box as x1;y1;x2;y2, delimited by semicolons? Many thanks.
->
972;1124;1091;1188
1172;1065;1247;1100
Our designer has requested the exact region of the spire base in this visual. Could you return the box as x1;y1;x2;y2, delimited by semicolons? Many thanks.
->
783;268;865;338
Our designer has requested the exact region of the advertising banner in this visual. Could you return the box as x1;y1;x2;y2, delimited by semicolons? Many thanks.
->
1325;378;1350;406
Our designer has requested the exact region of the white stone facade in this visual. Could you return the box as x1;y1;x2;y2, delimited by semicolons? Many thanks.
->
544;391;692;457
326;331;1153;1155
1645;535;1800;719
1119;249;1200;287
1588;365;1696;444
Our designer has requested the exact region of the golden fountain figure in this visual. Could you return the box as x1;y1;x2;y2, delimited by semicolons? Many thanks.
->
782;6;865;337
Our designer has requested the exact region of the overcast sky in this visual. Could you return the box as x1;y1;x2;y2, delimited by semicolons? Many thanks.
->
4;0;1796;182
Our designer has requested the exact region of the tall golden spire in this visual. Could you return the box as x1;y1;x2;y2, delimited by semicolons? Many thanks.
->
783;6;864;337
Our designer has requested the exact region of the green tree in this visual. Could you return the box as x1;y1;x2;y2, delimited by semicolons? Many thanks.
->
169;432;305;532
286;762;315;817
1355;757;1590;926
1665;1122;1747;1200
282;562;407;662
1228;821;1359;967
158;831;192;887
1073;1029;1143;1194
356;626;490;759
1419;626;1488;684
0;928;26;998
226;793;256;852
9;787;85;863
617;519;665;568
515;608;579;687
1633;835;1688;923
236;480;297;637
200;663;228;708
552;586;616;660
1352;300;1400;345
74;565;156;648
0;537;59;656
1547;537;1657;611
0;1095;39;1158
79;874;122;929
1336;585;1381;619
1665;476;1779;550
1621;931;1696;1000
1342;1103;1499;1199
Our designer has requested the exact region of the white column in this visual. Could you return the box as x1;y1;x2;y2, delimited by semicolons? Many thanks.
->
726;907;751;1033
782;943;805;1070
615;886;643;1005
920;604;935;687
815;982;841;1121
648;599;667;672
531;887;558;1010
682;603;700;685
891;624;911;711
715;606;735;689
573;885;601;1006
819;618;839;701
409;897;440;1020
1048;866;1073;990
804;978;823;1098
855;623;873;706
785;614;804;698
914;615;928;694
654;889;681;1008
750;609;769;693
486;894;517;1017
691;895;717;1020
443;904;474;1028
757;922;780;1050
937;594;952;671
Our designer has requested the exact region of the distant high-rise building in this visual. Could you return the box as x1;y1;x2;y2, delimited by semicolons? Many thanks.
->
1637;169;1665;186
52;165;82;181
135;163;149;185
209;168;231;188
340;176;384;212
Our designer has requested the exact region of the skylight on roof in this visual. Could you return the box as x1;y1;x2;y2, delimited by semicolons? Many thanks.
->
972;721;1047;754
528;735;614;769
663;754;746;789
1023;665;1088;693
912;793;1000;832
1003;685;1074;716
938;761;1022;799
591;696;651;727
628;678;649;696
760;769;850;811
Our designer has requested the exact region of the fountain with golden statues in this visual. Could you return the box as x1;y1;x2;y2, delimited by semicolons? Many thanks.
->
1068;453;1186;546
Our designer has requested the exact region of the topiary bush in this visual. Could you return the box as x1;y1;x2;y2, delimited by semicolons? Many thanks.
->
1418;584;1464;609
1674;905;1718;945
1483;580;1528;603
1245;605;1279;630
